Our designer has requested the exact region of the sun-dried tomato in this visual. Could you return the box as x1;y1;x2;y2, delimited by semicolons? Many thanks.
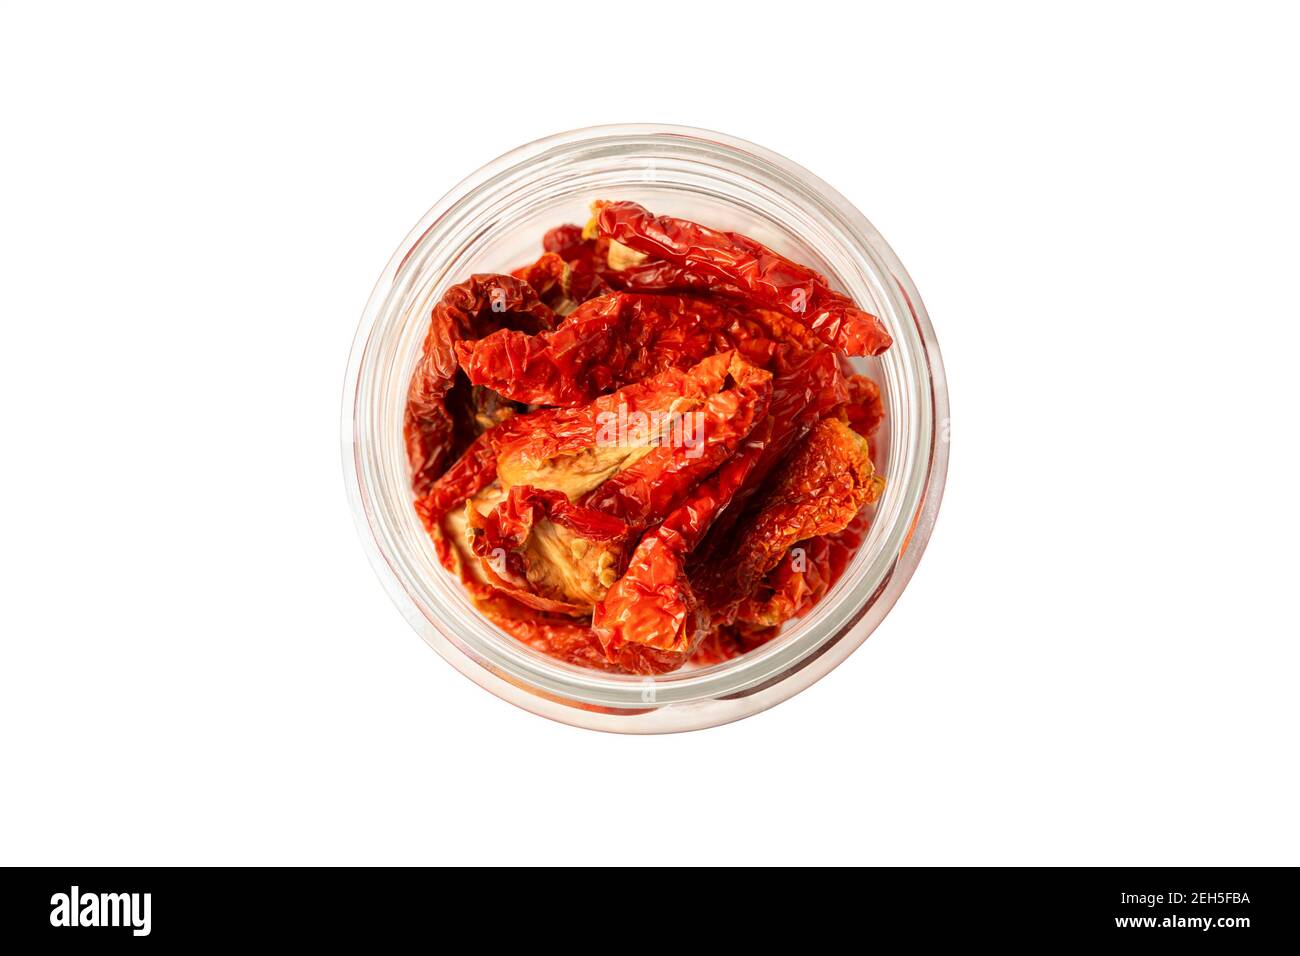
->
456;294;734;405
467;484;630;615
697;417;884;620
415;429;497;530
735;505;875;628
461;577;616;671
489;350;765;495
402;202;892;674
405;274;556;495
456;293;818;408
591;200;893;356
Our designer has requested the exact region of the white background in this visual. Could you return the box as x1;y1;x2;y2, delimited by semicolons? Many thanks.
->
2;1;1296;866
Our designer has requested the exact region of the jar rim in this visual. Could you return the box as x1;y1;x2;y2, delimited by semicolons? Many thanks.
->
342;123;949;732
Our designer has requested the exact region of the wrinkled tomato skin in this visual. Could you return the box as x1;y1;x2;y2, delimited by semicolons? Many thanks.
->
593;200;893;357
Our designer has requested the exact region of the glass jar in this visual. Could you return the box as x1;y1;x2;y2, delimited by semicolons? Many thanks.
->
342;124;949;733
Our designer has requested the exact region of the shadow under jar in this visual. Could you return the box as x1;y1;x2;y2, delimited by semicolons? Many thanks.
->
343;124;948;733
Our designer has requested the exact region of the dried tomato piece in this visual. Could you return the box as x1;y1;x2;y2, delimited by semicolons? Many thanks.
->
591;200;893;356
414;403;540;571
405;274;556;495
455;293;732;405
558;217;752;302
698;418;884;620
490;350;765;500
415;429;499;533
592;532;706;674
461;577;616;671
735;536;836;627
430;470;615;670
467;484;630;615
736;506;874;627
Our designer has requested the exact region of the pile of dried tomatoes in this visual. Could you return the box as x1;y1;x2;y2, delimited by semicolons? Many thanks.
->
406;201;890;674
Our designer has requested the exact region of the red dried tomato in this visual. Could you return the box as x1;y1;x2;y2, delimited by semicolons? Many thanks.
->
696;417;885;622
405;274;556;495
592;200;893;356
735;505;875;628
